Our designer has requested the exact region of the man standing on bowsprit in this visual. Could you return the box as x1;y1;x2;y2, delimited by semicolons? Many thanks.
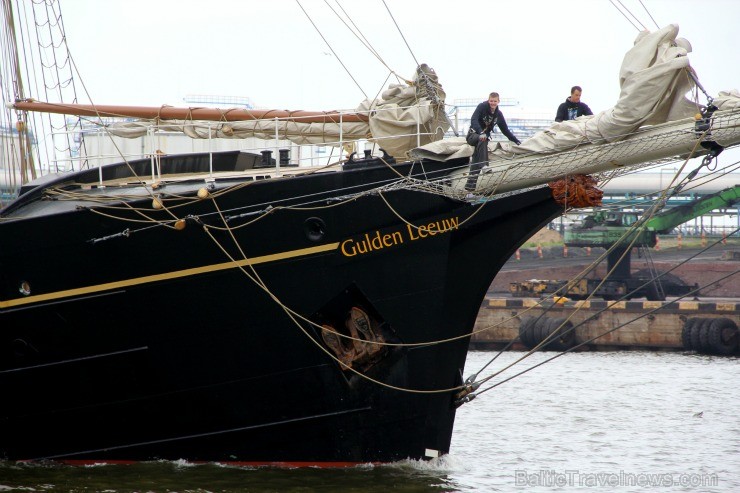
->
465;92;521;193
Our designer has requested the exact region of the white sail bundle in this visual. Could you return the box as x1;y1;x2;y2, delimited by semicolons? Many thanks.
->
103;119;371;145
410;24;740;197
360;63;450;157
104;64;450;159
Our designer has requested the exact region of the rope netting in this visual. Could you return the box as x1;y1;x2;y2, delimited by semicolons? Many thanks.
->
383;109;740;203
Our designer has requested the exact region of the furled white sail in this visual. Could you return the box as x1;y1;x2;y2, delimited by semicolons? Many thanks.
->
409;24;740;197
103;64;449;159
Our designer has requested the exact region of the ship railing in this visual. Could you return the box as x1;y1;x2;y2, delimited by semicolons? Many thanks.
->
43;102;457;185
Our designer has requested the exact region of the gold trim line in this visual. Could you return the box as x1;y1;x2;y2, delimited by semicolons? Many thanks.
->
0;242;339;309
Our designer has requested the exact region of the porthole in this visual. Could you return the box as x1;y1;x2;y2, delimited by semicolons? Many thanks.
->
304;217;327;242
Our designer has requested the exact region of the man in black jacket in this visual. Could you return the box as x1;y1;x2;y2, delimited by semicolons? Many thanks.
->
555;85;593;122
465;92;521;192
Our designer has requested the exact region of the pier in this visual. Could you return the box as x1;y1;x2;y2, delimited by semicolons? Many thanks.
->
471;297;740;354
472;241;740;355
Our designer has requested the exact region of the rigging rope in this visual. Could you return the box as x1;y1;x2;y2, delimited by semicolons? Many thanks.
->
638;0;661;30
462;142;736;394
324;0;404;84
476;260;740;397
456;262;740;403
49;150;736;396
15;116;739;396
295;0;369;101
197;197;471;395
609;0;645;31
609;0;641;31
466;224;740;390
5;0;739;396
614;0;648;30
381;0;419;68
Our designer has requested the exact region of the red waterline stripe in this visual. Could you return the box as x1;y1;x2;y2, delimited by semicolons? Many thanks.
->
22;459;379;468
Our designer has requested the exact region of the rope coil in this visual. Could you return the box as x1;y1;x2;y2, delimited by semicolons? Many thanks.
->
548;174;604;208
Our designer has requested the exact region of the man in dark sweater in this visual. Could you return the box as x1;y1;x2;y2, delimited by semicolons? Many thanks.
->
469;92;521;144
555;85;593;122
465;92;521;192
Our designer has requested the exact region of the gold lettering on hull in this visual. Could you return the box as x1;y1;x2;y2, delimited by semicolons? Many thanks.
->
340;216;460;258
340;231;404;257
407;216;459;240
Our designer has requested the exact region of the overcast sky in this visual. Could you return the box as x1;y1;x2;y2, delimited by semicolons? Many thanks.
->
60;0;740;117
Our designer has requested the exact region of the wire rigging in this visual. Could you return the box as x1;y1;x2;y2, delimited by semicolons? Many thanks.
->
615;0;648;30
381;0;419;68
463;149;740;397
608;0;647;31
2;0;739;400
295;0;369;100
324;0;403;84
609;0;640;31
638;0;660;30
476;262;740;397
609;0;662;34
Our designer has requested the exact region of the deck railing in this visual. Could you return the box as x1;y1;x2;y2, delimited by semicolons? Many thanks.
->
34;103;458;184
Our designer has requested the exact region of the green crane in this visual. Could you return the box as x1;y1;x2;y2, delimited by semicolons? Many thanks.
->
565;184;740;299
511;185;740;301
565;185;740;248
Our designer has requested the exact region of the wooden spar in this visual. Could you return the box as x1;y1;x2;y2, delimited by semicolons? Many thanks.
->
9;100;371;123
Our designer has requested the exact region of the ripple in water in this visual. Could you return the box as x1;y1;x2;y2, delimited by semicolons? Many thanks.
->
0;351;737;492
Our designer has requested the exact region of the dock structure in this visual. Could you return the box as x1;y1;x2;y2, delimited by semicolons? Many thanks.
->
472;297;740;355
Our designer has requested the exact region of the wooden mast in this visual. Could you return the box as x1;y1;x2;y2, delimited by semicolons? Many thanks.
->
2;0;37;184
10;100;371;123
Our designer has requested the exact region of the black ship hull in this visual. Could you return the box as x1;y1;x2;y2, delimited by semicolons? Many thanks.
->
0;151;562;463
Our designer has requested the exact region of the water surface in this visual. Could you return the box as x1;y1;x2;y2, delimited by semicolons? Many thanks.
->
1;351;737;492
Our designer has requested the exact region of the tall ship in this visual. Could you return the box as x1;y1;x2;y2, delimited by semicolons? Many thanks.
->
1;2;739;464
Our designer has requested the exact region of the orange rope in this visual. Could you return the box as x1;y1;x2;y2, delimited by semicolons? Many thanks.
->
548;174;603;208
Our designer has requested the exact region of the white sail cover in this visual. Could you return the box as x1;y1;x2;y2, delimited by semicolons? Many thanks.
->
412;24;720;162
105;64;450;159
714;89;740;112
358;63;450;158
401;24;740;198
